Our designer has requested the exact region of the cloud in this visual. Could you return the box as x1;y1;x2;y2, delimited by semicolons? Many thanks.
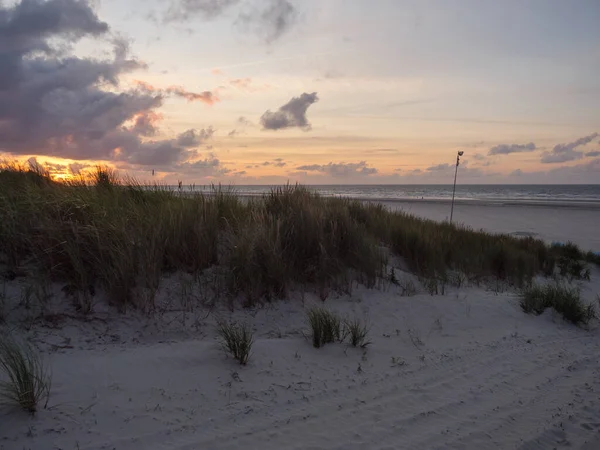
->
426;163;452;172
133;81;219;105
175;128;214;147
471;153;486;161
261;92;319;131
506;158;600;183
229;78;252;89
165;85;219;104
175;154;228;176
164;0;297;42
237;116;252;126
541;133;598;164
488;142;536;156
164;0;240;22
585;151;600;157
421;163;485;177
237;0;298;43
261;159;286;167
0;0;213;169
296;161;377;177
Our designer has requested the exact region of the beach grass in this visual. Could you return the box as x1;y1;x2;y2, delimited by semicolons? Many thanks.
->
216;320;254;365
521;283;595;326
0;333;51;413
306;307;343;348
0;163;597;312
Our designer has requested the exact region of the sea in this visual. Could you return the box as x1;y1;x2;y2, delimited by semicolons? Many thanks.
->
181;184;600;208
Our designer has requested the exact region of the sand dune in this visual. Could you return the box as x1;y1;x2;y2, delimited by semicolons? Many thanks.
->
2;271;600;449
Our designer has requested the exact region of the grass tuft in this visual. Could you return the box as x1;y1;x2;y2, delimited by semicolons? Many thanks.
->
216;320;254;365
306;307;342;348
521;283;595;326
344;318;370;348
0;334;51;413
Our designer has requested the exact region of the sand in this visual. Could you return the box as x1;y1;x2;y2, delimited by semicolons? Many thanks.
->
380;200;600;251
2;203;600;450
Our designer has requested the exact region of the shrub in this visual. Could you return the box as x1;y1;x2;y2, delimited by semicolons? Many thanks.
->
216;320;254;365
344;318;370;348
306;307;342;348
0;334;51;413
521;283;595;326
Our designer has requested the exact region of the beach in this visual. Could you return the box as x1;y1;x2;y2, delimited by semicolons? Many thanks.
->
2;178;600;450
381;199;600;251
2;272;600;449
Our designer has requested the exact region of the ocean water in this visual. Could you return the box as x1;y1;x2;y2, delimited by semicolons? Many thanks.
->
184;184;600;208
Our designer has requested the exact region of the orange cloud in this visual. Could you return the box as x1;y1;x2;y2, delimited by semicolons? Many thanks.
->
132;80;219;105
133;80;159;92
211;68;224;76
166;85;220;105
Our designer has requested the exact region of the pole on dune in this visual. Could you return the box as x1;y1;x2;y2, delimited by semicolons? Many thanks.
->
450;151;464;223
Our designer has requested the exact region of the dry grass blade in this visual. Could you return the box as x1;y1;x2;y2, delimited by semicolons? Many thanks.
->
0;333;51;413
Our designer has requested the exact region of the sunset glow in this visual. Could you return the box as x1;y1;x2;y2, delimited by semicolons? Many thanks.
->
1;0;599;184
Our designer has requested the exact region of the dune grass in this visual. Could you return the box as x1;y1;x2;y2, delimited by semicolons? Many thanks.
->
306;307;342;348
216;320;254;365
0;162;597;313
0;333;51;413
521;283;595;326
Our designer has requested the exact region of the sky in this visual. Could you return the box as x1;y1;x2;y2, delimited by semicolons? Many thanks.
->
0;0;599;184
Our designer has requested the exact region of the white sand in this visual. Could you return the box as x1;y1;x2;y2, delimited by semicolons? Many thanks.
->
1;264;600;449
380;201;600;251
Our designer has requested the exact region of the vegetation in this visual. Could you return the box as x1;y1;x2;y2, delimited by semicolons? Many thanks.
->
0;333;51;413
216;320;254;365
0;162;598;314
344;318;370;348
306;307;342;348
521;283;595;326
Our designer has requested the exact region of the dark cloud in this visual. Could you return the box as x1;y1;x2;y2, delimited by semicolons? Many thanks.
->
585;151;600;157
131;111;163;136
237;116;252;126
0;0;215;170
296;161;377;177
261;92;318;131
176;127;214;147
261;159;287;167
164;0;240;22
176;154;228;176
488;142;536;156
0;0;109;57
541;133;598;164
164;0;297;42
237;0;298;43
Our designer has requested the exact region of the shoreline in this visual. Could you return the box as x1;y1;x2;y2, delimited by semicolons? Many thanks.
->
173;190;600;210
